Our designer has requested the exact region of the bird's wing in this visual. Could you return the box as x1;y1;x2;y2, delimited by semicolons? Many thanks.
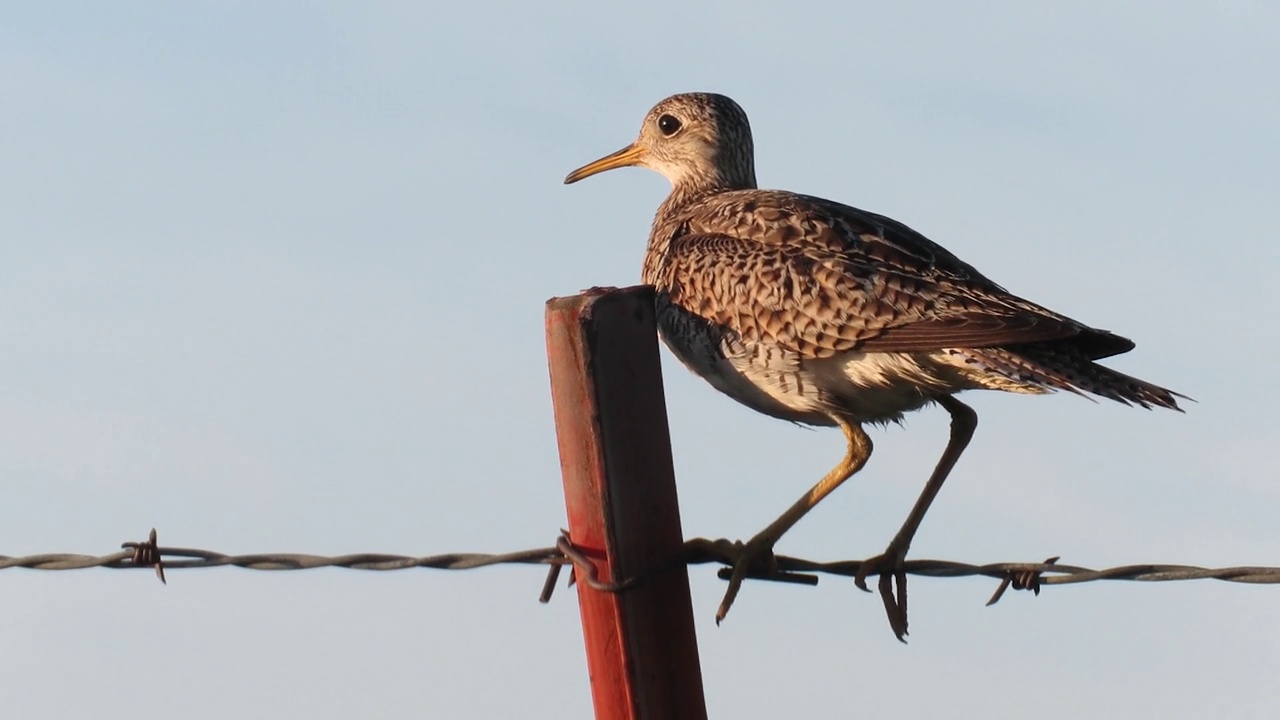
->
655;191;1134;360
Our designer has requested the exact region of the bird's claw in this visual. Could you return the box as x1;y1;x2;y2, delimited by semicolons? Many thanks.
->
715;537;777;625
856;547;910;642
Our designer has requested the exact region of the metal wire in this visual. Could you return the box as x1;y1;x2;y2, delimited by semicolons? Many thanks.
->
4;529;1279;606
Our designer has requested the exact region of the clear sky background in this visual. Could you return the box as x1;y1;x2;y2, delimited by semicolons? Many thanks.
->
2;2;1278;718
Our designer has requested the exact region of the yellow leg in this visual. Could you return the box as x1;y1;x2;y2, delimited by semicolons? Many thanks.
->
856;395;978;641
716;418;873;623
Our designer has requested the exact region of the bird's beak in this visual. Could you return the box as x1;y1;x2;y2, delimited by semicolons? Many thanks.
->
564;144;647;184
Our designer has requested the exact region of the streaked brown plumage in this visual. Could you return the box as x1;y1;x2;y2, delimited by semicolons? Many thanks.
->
565;92;1184;639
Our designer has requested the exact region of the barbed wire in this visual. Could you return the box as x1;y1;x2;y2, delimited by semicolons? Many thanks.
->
4;528;1279;607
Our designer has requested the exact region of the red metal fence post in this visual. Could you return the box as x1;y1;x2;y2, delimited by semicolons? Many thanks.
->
545;286;708;720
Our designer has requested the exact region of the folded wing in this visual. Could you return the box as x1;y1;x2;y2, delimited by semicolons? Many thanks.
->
655;191;1135;361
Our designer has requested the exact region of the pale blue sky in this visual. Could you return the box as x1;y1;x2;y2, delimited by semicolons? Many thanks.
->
2;2;1278;718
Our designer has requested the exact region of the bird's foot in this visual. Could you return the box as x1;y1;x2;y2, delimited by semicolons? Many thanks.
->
715;536;778;625
855;543;910;642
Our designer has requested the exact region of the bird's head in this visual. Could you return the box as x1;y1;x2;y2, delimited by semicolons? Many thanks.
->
564;92;757;192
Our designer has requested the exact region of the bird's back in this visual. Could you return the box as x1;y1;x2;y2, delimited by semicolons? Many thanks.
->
643;188;1181;424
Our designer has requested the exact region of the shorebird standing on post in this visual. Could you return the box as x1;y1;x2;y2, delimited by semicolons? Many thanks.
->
564;92;1184;640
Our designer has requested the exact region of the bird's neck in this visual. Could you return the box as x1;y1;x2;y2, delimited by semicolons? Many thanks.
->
643;178;750;285
659;172;754;215
659;181;713;217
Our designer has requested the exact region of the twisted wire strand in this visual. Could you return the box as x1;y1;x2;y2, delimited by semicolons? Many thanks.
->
4;530;1278;608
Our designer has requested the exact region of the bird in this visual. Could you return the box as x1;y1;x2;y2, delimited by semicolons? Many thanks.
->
563;92;1184;640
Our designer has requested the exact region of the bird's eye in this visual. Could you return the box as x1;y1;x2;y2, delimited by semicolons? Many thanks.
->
657;114;682;136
